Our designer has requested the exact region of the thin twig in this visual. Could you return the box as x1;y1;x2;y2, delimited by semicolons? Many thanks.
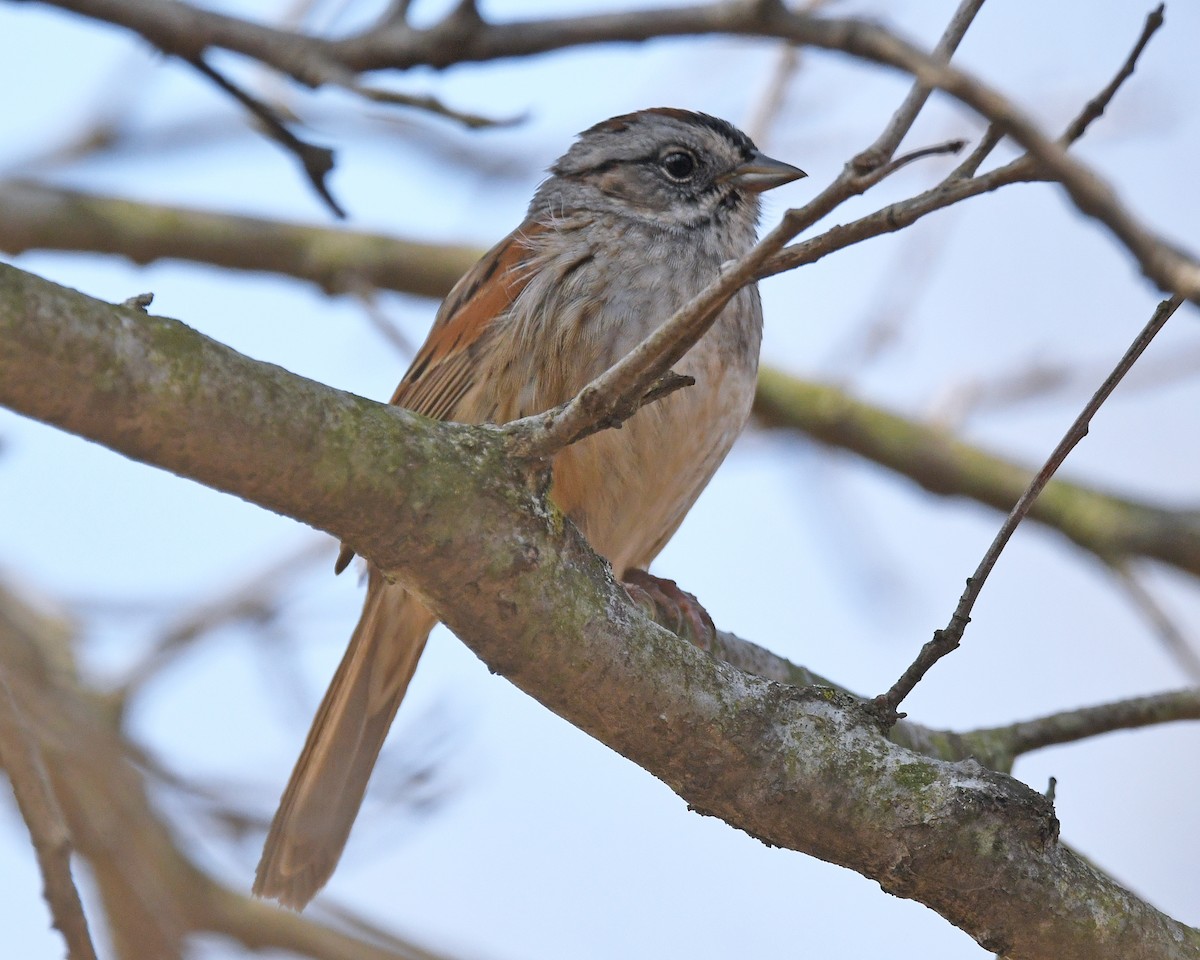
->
345;81;522;129
852;0;987;173
766;6;1170;277
0;672;99;960
186;55;346;219
505;216;792;458
868;138;967;181
346;276;417;358
948;123;1004;179
1060;4;1165;147
871;295;1185;724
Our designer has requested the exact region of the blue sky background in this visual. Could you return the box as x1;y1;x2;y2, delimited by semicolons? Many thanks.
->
1;1;1199;957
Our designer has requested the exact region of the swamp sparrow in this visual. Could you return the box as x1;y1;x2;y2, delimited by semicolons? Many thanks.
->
254;108;804;908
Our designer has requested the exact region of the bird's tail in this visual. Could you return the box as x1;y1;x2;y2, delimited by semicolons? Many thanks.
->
253;575;436;909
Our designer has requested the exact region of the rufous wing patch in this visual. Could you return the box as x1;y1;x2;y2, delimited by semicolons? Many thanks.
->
390;220;544;417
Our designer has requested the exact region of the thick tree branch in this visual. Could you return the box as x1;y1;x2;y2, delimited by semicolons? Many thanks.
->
3;262;1198;960
8;180;1199;589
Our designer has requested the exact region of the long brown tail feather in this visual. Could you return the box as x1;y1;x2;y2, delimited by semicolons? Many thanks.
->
253;574;436;909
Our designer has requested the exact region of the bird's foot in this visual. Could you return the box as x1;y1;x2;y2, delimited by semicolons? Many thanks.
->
623;569;716;652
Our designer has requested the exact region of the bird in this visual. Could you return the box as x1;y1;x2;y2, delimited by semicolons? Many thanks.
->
254;108;805;909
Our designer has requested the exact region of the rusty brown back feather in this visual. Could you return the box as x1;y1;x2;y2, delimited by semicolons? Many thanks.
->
390;221;543;416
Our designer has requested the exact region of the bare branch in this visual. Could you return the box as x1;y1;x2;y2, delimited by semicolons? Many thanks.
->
186;54;345;218
1060;4;1165;147
113;537;333;704
347;277;418;358
343;80;522;128
967;689;1200;758
867;137;967;180
873;296;1185;723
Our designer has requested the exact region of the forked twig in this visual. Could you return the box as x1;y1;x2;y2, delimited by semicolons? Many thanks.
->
871;295;1186;724
187;55;346;219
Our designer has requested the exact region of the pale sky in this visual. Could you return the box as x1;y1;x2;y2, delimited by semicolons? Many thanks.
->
1;1;1198;958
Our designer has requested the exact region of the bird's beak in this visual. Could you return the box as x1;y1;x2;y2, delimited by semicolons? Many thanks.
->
729;151;807;193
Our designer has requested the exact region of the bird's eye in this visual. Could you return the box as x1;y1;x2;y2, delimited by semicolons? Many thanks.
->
660;150;697;181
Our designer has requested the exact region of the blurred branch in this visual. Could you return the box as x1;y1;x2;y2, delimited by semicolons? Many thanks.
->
753;368;1200;580
745;42;800;147
928;342;1200;427
1107;561;1200;683
0;667;99;960
347;277;417;358
113;536;334;707
185;53;345;218
24;2;1195;301
0;181;481;298
4;263;1200;960
822;214;958;381
0;581;469;960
